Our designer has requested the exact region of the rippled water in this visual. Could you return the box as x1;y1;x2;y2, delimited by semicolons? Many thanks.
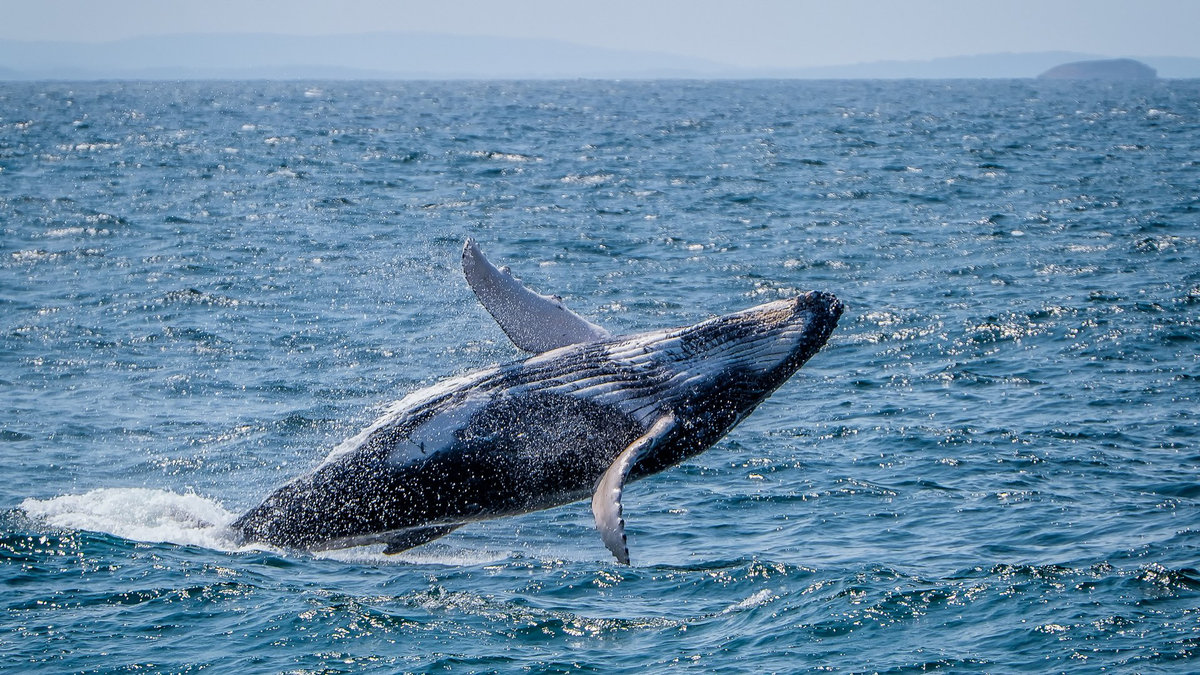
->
2;80;1198;673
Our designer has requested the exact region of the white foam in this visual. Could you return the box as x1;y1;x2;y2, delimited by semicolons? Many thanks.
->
18;488;511;566
20;488;246;552
721;588;777;614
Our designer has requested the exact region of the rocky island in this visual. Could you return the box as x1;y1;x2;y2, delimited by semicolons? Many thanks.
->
1038;58;1157;80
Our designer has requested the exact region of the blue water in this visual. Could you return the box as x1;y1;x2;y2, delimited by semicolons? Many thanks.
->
1;79;1198;673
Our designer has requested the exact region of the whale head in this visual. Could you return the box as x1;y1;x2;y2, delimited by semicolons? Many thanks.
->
599;291;842;433
677;291;843;388
617;291;841;385
592;291;842;477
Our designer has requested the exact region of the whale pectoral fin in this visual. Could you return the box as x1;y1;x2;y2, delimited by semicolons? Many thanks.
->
382;524;463;555
462;237;610;353
591;414;677;565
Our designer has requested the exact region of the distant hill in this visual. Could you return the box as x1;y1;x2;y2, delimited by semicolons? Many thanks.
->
0;33;1198;80
0;33;738;80
757;52;1195;79
1039;58;1157;80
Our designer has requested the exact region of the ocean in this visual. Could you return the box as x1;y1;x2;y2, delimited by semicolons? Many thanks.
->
1;79;1197;673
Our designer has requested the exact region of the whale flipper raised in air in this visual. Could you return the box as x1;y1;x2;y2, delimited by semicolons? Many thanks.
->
462;237;610;352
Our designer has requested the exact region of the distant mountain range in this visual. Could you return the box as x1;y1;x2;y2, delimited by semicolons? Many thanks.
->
1;33;1198;80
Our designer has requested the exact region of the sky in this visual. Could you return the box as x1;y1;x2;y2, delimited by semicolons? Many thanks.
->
3;0;1199;68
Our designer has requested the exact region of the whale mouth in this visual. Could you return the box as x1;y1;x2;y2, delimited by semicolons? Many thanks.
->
704;291;843;378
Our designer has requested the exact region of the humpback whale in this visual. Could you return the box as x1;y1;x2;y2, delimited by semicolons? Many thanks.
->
232;239;842;563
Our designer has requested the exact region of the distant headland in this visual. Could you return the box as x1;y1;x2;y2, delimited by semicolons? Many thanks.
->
1038;58;1157;80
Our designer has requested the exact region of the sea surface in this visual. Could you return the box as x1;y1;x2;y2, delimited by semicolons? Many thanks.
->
1;79;1198;673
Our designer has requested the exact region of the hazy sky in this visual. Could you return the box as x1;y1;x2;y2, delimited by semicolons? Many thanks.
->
4;0;1198;68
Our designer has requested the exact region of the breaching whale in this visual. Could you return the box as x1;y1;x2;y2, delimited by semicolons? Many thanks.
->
231;239;842;563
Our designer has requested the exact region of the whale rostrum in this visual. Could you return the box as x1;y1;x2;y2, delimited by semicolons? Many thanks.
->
231;239;843;563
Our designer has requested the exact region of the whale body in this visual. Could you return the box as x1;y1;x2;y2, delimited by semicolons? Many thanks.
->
232;240;842;563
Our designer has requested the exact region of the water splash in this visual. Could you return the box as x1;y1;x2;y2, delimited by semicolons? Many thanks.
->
20;488;243;551
19;487;519;566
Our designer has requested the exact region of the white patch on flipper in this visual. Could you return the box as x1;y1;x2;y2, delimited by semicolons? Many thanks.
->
320;366;500;467
591;413;676;565
462;238;609;353
390;393;492;466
